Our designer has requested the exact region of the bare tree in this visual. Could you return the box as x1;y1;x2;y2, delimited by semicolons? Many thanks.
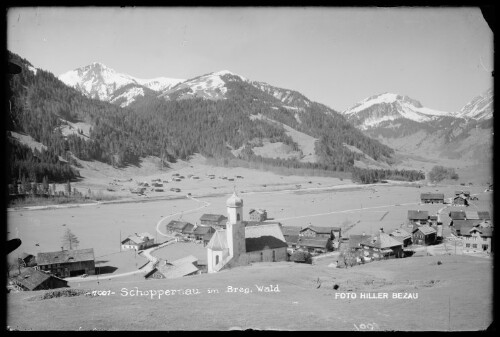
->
61;228;79;250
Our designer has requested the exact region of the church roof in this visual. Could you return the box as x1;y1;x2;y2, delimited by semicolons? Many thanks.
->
206;230;228;251
226;192;243;208
244;224;287;252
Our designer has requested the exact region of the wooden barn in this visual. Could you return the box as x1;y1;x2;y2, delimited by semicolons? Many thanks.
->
412;225;437;245
36;248;95;278
199;214;228;229
420;193;444;204
12;268;68;291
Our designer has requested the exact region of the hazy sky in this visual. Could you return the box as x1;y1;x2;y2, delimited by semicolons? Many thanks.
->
7;7;493;112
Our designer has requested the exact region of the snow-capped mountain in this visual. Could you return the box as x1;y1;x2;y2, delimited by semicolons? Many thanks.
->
456;88;493;121
342;93;454;129
58;62;184;107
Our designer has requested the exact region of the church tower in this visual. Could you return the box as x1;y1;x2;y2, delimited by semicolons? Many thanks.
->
226;191;246;258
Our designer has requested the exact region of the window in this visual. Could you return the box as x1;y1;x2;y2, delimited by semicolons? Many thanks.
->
466;244;470;248
215;255;219;265
482;244;489;251
272;250;276;262
472;244;477;249
483;238;487;241
237;213;240;221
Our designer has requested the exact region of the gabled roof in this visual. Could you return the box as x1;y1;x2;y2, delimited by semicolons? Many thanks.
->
193;225;215;235
300;225;341;234
243;221;281;227
449;211;466;220
407;210;429;220
37;248;94;265
122;232;154;245
281;226;301;236
206;230;229;251
249;208;266;214
420;193;444;200
299;237;330;249
181;223;196;234
200;214;227;222
390;228;412;240
348;234;371;248
465;211;480;220
360;233;403;249
14;268;67;290
413;225;436;235
452;219;483;231
245;224;287;252
164;263;199;279
460;226;493;238
170;255;198;266
166;220;191;231
454;190;470;195
284;235;300;244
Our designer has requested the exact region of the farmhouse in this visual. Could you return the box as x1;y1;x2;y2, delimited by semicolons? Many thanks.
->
297;237;332;253
460;227;493;254
453;195;469;206
36;248;95;278
412;225;437;245
248;208;267;222
282;226;301;248
207;192;288;273
193;226;216;245
18;253;36;267
420;193;444;204
166;220;192;235
181;223;196;238
407;210;429;225
300;225;341;240
199;214;228;229
450;220;484;236
121;232;155;251
390;228;412;247
12;268;68;291
359;232;404;258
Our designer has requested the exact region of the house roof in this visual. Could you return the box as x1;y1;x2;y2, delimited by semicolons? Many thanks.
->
477;211;491;220
407;210;429;220
170;255;198;266
284;234;300;244
245;224;288;252
249;208;266;214
429;215;438;221
36;248;94;265
193;225;214;235
460;226;493;238
243;221;282;227
20;252;34;260
390;228;412;240
413;225;437;235
348;234;371;248
157;259;199;279
360;233;403;249
300;225;341;234
454;190;470;195
465;211;480;220
449;211;466;220
200;214;227;222
421;193;444;200
181;223;196;234
122;232;154;245
452;220;484;233
14;268;67;290
299;237;330;249
206;230;229;251
166;220;191;231
281;226;301;236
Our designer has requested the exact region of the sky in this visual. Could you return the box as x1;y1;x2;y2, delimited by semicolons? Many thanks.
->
7;7;493;112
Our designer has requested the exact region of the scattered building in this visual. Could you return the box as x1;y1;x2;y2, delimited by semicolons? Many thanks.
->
12;268;68;291
420;193;444;204
121;232;155;251
199;214;228;229
407;210;429;225
36;248;95;278
248;209;268;222
412;225;437;245
206;192;288;273
390;228;412;247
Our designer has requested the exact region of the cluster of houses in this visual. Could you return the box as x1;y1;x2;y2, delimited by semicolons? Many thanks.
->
281;225;341;254
420;190;476;206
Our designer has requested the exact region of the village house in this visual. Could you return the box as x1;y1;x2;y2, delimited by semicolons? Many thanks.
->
18;253;36;267
348;233;370;251
166;220;192;235
412;225;437;245
297;237;333;254
281;226;301;249
36;248;95;278
455;190;471;199
12;267;68;291
193;225;216;246
300;225;341;241
199;214;228;229
389;228;412;247
248;208;268;222
145;255;200;279
206;192;288;273
121;232;155;251
407;210;429;225
452;195;469;206
450;219;484;236
460;226;493;254
359;231;404;258
181;223;196;238
420;193;445;204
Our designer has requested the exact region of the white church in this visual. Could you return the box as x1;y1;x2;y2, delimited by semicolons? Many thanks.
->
206;191;288;273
